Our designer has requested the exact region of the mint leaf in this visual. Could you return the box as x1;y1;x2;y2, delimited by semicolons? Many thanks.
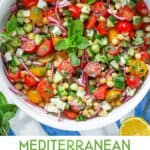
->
86;0;98;4
0;92;7;106
55;38;70;51
76;37;89;49
69;53;80;66
6;15;18;33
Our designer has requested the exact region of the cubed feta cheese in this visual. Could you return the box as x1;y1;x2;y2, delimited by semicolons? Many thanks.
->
51;26;62;36
126;87;136;96
44;104;58;113
77;89;85;98
101;101;112;111
37;0;47;9
5;52;12;62
22;10;30;17
16;48;23;57
81;4;91;14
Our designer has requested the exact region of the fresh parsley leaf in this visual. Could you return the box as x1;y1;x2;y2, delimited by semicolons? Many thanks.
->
6;15;18;33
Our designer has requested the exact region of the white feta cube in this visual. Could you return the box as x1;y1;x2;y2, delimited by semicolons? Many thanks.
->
37;0;47;9
22;10;30;17
5;52;12;62
16;48;23;57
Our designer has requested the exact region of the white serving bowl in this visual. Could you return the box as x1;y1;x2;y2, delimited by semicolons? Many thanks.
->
0;0;150;131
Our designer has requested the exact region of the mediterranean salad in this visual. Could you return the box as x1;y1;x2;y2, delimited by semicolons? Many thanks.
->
0;0;149;121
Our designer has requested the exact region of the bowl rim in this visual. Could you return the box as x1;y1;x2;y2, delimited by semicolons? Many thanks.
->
0;0;150;131
0;57;150;131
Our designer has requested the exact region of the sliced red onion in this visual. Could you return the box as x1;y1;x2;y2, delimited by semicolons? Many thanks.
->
106;67;114;79
108;6;126;20
51;63;54;79
55;0;62;23
9;87;22;95
123;96;132;103
68;101;85;110
133;45;143;49
58;111;63;122
87;103;102;119
19;59;40;82
48;17;67;36
32;61;44;66
57;0;70;8
19;35;28;41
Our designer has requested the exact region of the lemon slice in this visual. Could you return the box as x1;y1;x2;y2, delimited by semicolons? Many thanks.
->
119;117;150;136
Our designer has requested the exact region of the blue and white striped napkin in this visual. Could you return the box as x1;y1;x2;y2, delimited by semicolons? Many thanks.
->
7;90;150;136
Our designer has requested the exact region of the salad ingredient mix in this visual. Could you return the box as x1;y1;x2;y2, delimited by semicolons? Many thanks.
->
0;0;149;121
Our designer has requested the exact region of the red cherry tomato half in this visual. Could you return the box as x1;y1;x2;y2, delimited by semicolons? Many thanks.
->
141;51;150;63
93;85;108;100
22;0;38;8
118;6;134;21
24;74;38;87
116;21;133;33
126;74;141;89
81;0;86;3
37;79;54;101
45;0;56;3
22;40;37;53
136;0;149;16
58;60;75;75
108;46;121;56
63;110;78;120
68;5;81;19
45;7;55;19
86;15;97;29
85;62;101;78
7;69;21;81
92;2;108;17
37;39;53;57
97;21;108;35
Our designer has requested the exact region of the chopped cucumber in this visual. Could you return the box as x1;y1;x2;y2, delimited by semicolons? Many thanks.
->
23;24;33;33
133;16;142;25
114;76;125;89
35;34;43;45
110;60;119;70
107;16;116;27
53;71;63;83
70;83;78;91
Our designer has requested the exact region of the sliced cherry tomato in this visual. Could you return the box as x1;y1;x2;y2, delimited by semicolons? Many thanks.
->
37;79;54;101
86;15;97;29
68;5;81;19
140;44;148;51
136;0;149;16
58;60;75;75
81;0;86;3
97;21;108;35
92;2;108;17
30;7;44;26
45;0;56;3
140;51;150;63
118;6;134;21
108;45;121;56
85;62;101;78
63;110;78;120
126;74;141;89
22;0;38;8
24;74;38;87
7;69;21;81
22;40;37;53
109;29;119;43
27;89;42;104
37;39;53;57
116;21;133;33
93;85;108;100
54;51;68;60
129;59;148;77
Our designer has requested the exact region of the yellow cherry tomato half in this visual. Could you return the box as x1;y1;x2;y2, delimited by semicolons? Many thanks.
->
27;89;42;104
109;29;119;43
129;59;148;78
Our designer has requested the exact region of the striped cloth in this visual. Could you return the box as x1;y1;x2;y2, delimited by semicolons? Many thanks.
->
8;90;150;136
